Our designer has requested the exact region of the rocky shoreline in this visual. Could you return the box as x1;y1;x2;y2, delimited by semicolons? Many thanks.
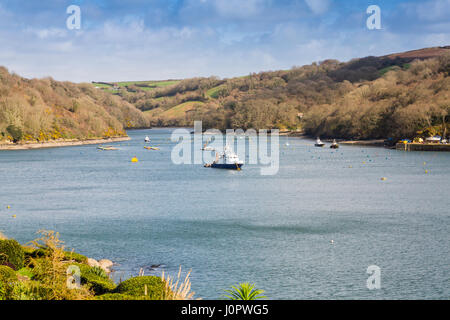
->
86;257;115;274
0;136;130;151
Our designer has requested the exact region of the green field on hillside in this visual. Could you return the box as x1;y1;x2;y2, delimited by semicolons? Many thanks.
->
144;101;205;119
92;80;181;92
206;85;226;98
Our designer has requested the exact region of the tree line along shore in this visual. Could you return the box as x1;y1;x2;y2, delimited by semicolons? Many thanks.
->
1;46;449;148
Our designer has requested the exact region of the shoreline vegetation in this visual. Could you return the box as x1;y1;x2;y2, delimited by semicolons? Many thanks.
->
0;231;195;300
0;231;265;300
0;136;130;151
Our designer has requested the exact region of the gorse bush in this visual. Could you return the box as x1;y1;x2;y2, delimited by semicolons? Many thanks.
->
115;276;165;299
0;239;25;270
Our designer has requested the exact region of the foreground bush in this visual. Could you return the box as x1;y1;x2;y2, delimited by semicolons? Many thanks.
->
0;239;25;270
28;231;92;300
63;251;88;264
115;276;165;299
75;263;116;295
0;265;18;299
26;248;87;264
16;267;35;279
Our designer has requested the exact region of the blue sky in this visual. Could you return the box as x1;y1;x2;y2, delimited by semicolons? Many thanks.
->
0;0;448;82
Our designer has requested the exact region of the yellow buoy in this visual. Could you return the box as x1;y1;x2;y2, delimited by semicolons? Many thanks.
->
423;162;426;166
7;205;10;209
381;177;387;181
12;215;16;218
425;170;428;174
131;157;139;163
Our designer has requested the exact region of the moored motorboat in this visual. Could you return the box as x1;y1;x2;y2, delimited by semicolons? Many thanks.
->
204;146;244;170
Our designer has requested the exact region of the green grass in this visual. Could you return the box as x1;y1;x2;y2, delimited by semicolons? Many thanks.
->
206;85;226;99
379;63;412;76
92;83;113;89
162;101;204;118
93;80;181;92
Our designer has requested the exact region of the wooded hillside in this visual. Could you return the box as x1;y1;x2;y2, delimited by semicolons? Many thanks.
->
0;67;148;143
100;46;449;141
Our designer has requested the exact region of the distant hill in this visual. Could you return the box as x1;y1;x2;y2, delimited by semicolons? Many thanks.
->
384;46;450;60
94;46;449;140
0;67;148;144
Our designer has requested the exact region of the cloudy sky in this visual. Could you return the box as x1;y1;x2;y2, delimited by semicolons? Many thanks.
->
0;0;448;82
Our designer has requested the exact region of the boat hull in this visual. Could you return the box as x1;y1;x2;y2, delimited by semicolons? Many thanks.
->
315;144;325;147
210;163;243;170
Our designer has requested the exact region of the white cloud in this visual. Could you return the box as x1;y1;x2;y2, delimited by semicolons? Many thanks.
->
27;28;68;39
305;0;331;15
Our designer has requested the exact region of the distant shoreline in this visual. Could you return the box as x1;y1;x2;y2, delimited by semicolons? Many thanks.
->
0;136;130;151
339;139;386;147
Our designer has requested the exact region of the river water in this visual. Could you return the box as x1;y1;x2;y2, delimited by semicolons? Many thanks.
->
0;128;449;299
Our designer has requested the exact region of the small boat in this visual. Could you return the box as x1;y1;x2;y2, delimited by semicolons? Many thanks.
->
144;136;150;143
330;139;339;149
98;146;118;151
204;146;244;170
144;146;160;151
315;138;325;147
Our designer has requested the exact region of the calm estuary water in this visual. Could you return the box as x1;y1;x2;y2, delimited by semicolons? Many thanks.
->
0;128;449;299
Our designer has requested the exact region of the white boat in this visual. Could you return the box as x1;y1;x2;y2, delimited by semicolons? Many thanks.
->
144;136;150;143
204;146;244;170
315;138;325;147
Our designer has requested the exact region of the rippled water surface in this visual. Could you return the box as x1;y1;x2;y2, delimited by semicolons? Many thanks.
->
0;129;449;299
